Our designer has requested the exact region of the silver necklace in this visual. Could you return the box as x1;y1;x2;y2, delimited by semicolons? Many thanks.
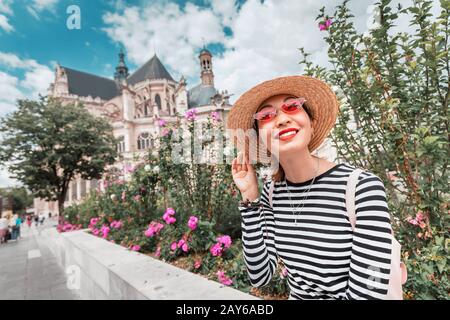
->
284;157;320;226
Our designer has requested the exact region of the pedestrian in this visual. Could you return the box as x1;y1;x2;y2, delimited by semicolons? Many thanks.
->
9;214;17;240
13;214;22;239
26;215;32;228
0;216;9;244
34;214;39;227
39;213;45;226
227;75;406;300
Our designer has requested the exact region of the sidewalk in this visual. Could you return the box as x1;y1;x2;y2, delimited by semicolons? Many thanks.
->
0;218;80;300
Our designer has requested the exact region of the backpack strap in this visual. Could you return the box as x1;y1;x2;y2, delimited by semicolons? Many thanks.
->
269;180;275;209
346;168;363;231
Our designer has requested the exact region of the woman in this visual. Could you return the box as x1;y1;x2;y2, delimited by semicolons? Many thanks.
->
0;215;9;244
26;215;32;228
227;76;394;300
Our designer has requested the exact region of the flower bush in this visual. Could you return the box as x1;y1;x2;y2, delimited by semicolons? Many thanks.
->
60;114;287;299
299;0;449;299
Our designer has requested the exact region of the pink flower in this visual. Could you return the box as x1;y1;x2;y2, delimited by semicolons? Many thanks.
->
217;270;233;286
134;195;141;202
217;235;232;248
210;111;220;122
177;239;189;252
101;225;110;238
155;246;161;257
161;128;170;137
144;228;155;237
280;267;288;278
123;163;135;174
319;18;332;31
419;221;427;230
165;207;176;215
170;242;177;251
131;245;141;252
90;217;99;226
144;221;165;237
194;260;202;269
92;228;100;236
110;220;122;229
407;216;418;226
185;109;197;121
158;119;167;127
188;216;199;231
210;243;223;257
163;208;176;225
416;211;424;222
121;191;126;201
163;213;176;224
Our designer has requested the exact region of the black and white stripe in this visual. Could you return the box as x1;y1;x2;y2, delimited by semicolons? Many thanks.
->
239;163;392;300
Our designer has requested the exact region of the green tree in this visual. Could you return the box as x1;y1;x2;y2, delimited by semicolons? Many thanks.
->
0;98;118;219
300;0;449;299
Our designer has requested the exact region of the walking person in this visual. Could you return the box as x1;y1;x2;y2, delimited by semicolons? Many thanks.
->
39;212;45;226
0;216;9;244
9;214;17;240
12;214;22;239
34;214;39;227
26;215;32;228
227;76;405;300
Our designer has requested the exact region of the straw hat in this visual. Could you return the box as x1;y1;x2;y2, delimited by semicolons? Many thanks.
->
226;75;339;164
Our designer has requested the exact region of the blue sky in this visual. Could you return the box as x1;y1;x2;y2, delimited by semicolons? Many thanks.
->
0;0;441;187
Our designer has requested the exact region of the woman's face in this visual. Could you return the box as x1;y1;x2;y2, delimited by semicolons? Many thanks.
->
255;94;313;159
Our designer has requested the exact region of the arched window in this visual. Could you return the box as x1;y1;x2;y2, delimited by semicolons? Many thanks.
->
155;94;161;110
137;132;151;150
117;136;125;153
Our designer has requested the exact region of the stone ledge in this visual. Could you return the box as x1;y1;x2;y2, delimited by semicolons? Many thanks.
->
40;227;258;300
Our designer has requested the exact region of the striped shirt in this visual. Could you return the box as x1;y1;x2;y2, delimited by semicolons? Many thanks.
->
239;163;392;300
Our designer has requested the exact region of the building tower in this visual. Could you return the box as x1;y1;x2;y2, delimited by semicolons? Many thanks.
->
199;45;214;86
114;47;129;84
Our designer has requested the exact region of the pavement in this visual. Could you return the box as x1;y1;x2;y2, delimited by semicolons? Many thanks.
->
0;218;80;300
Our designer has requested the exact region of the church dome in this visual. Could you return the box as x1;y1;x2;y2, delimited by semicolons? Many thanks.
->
187;84;217;108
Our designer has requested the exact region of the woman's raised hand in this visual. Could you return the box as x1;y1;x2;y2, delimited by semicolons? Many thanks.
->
231;152;260;202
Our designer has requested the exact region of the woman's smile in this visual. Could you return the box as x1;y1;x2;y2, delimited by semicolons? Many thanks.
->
276;127;300;141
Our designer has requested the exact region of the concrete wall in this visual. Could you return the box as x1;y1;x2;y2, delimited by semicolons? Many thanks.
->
39;228;258;300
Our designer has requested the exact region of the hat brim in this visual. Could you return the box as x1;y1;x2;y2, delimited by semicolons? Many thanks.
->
226;75;339;163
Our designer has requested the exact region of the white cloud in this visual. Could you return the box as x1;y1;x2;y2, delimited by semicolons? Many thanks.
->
0;0;13;15
0;167;20;188
27;0;58;19
0;14;12;32
30;0;58;11
0;52;53;113
102;2;225;80
101;0;441;103
0;71;23;118
0;0;14;32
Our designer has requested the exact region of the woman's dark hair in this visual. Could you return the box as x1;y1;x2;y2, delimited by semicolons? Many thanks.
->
253;102;316;182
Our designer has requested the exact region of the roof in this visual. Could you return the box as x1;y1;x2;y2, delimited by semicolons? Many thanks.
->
127;54;175;85
187;84;217;108
199;48;212;56
63;67;119;100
